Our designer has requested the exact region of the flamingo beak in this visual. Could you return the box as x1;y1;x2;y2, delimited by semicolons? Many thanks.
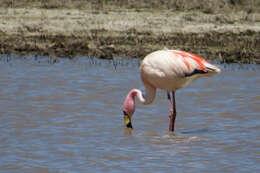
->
123;112;133;129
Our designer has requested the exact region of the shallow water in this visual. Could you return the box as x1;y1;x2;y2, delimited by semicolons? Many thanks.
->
0;55;259;172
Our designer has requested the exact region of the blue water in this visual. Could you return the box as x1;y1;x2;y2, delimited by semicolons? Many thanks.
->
0;55;259;172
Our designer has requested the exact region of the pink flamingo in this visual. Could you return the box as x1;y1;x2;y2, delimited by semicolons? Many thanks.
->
122;50;221;132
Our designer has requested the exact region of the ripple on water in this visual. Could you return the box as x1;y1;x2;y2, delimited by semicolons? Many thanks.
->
0;55;259;172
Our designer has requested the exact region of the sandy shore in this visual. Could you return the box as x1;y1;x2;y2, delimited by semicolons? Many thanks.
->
0;4;260;63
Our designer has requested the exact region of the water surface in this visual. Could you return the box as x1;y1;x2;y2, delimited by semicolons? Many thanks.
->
0;55;259;172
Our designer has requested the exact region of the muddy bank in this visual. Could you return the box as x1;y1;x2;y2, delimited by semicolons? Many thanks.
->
0;4;260;63
1;29;259;63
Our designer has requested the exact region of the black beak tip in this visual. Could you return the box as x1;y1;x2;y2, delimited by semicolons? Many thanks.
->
126;122;133;129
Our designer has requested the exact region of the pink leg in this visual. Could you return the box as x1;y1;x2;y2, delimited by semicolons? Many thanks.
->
168;91;176;132
167;92;173;131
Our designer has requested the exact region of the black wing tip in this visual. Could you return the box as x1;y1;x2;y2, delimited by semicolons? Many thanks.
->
184;69;207;77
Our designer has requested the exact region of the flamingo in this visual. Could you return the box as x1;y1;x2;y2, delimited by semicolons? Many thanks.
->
122;49;221;132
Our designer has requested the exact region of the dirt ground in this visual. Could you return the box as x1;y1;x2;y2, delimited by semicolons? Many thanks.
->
0;0;260;63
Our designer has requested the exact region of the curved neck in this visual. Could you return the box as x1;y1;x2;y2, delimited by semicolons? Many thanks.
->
131;85;156;105
122;85;156;117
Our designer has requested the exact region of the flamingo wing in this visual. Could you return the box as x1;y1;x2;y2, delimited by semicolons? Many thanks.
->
171;50;219;77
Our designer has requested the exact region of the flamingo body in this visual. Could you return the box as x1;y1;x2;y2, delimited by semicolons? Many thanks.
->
140;50;219;91
122;49;220;131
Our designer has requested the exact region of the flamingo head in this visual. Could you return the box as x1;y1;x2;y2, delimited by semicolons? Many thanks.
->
122;90;137;129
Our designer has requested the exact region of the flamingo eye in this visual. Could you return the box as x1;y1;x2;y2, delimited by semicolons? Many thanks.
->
123;111;128;116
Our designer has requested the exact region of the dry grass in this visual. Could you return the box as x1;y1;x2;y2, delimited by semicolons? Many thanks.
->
0;0;259;63
0;0;260;13
0;8;259;37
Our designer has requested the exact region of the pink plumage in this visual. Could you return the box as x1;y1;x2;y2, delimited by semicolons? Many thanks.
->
122;49;221;131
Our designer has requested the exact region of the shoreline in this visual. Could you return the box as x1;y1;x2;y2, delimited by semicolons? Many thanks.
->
0;7;260;63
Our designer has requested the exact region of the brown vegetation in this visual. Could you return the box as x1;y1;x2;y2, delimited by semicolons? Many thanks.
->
0;0;260;63
1;0;260;12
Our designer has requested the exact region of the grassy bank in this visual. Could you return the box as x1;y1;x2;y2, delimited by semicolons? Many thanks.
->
1;0;260;12
0;0;260;63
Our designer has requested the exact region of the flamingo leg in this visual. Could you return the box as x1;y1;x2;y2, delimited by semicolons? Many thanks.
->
172;91;177;131
167;92;173;112
167;92;173;131
168;91;176;132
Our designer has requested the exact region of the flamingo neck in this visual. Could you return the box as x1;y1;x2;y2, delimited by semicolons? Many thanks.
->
130;89;145;104
122;87;156;116
131;86;155;105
